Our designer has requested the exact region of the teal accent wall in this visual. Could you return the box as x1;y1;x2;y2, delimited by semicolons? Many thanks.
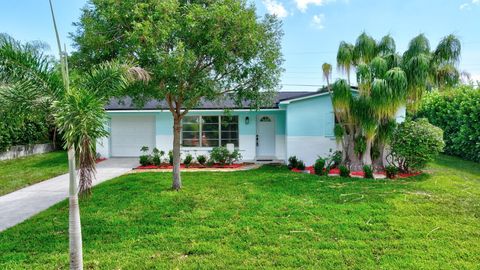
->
285;94;334;137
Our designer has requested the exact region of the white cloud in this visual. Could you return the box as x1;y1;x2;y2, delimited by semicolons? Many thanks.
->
311;14;326;29
295;0;331;12
262;0;289;18
460;0;480;10
459;3;470;10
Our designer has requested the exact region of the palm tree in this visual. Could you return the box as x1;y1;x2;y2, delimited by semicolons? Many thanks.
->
322;62;332;91
332;32;460;169
0;3;148;267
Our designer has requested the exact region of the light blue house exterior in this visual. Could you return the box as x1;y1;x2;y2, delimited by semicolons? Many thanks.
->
97;90;405;165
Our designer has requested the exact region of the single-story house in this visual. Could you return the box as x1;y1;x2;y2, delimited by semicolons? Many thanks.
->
97;88;406;165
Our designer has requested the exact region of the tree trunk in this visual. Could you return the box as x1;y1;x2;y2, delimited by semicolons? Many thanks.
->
345;133;362;171
373;142;385;171
68;147;83;270
362;139;373;166
172;117;182;190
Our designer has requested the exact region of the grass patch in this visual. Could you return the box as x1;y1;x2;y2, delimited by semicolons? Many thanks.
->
0;155;479;269
0;151;68;196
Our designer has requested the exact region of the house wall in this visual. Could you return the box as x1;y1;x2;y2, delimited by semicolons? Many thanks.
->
284;94;338;165
97;110;286;161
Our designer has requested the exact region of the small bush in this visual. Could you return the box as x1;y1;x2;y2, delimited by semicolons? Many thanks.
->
314;158;326;175
227;149;242;165
210;147;230;165
339;165;350;177
288;156;298;170
197;155;207;165
363;165;374;179
385;165;398;179
139;146;152;166
296;160;306;170
152;148;161;166
206;159;215;167
139;155;151;166
184;154;193;167
389;118;445;172
168;150;174;165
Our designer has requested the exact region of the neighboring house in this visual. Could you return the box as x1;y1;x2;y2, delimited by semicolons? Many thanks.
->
97;88;405;165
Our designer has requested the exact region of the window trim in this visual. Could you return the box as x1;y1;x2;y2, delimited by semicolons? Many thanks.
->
181;115;239;148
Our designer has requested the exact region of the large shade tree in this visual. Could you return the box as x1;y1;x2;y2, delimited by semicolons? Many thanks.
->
70;0;284;190
330;32;461;170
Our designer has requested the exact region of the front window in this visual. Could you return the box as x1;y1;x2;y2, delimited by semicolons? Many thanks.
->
181;115;239;147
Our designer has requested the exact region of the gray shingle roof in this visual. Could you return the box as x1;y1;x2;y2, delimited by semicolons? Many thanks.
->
105;91;323;110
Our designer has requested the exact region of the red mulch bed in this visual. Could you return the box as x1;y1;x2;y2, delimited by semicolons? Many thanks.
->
96;158;107;164
135;163;245;170
291;166;421;178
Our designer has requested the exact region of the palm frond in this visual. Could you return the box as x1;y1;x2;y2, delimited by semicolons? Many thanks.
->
370;56;388;79
336;41;355;84
433;34;461;65
353;32;376;64
53;87;109;194
356;63;371;95
377;35;396;56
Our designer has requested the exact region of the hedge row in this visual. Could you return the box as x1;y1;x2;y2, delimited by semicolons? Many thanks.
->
0;114;51;152
417;86;480;162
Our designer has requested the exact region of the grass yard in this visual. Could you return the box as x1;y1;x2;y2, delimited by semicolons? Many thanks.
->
0;155;479;269
0;151;68;196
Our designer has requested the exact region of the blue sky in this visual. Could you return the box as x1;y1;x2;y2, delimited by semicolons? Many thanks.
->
1;0;479;91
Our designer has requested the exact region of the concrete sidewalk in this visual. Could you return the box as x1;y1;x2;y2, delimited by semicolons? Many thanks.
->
0;158;138;232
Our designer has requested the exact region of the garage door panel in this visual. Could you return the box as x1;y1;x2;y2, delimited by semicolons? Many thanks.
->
111;116;155;157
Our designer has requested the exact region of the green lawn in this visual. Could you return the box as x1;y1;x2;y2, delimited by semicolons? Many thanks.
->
0;151;68;196
1;155;479;269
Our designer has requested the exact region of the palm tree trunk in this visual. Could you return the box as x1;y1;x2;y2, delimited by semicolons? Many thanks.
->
68;147;83;270
362;139;373;166
172;117;182;190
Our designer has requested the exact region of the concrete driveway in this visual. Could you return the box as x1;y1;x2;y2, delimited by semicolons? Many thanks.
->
0;158;138;232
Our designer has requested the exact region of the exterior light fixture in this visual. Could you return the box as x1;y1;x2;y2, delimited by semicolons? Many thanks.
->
245;116;250;125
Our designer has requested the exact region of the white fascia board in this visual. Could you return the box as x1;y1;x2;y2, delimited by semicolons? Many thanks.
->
279;92;330;105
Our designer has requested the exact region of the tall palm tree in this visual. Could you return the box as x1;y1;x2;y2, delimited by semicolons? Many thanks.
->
0;3;148;267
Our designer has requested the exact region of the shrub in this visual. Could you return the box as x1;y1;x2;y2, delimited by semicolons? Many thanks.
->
184;154;193;167
296;160;306;170
389;118;445;172
168;150;174;165
197;155;207;165
339;165;350;177
139;146;152;166
325;151;342;169
206;159;215;167
210;147;230;165
385;165;398;179
227;149;242;165
363;165;374;179
152;148;161;166
288;156;298;170
314;157;326;175
417;86;480;162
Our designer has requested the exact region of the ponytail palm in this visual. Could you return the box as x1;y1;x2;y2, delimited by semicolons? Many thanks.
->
322;62;332;90
332;32;459;169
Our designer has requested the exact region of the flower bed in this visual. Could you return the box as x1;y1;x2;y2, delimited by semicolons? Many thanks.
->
291;166;421;179
135;163;245;170
96;157;107;164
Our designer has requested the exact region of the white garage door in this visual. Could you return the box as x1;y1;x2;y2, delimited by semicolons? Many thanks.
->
110;115;155;157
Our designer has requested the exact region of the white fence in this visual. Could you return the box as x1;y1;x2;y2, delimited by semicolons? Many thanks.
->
0;143;55;161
